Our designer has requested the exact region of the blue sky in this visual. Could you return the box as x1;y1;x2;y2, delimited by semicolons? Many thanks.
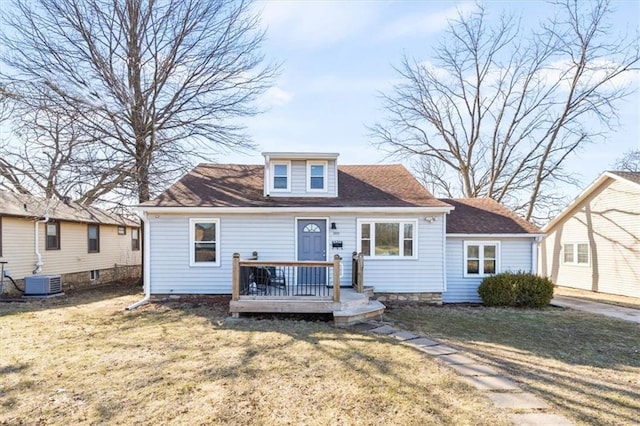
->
230;0;640;190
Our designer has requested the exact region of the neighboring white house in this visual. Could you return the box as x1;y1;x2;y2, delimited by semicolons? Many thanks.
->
0;190;141;294
137;152;541;304
540;171;640;298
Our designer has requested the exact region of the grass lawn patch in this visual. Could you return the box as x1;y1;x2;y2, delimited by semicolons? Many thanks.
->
385;302;640;426
1;286;509;425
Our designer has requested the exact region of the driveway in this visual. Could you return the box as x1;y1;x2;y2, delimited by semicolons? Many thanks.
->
552;296;640;324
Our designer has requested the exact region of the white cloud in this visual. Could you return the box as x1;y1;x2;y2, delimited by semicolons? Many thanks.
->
258;86;294;108
380;2;476;40
256;0;380;48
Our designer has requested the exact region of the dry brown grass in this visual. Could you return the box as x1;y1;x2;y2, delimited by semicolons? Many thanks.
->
0;286;508;425
554;285;640;309
385;302;640;426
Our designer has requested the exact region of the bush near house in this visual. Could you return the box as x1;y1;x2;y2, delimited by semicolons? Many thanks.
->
478;272;554;308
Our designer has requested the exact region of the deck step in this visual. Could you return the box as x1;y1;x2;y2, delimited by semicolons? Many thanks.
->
333;300;385;326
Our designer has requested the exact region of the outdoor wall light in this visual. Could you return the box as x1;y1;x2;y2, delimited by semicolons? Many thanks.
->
331;222;337;230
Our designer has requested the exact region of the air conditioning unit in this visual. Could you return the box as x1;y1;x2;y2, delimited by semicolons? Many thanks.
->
24;275;63;296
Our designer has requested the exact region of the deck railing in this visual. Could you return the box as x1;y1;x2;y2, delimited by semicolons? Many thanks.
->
232;253;342;303
351;252;364;293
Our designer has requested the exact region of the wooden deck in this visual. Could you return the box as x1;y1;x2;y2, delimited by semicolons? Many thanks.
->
229;253;383;325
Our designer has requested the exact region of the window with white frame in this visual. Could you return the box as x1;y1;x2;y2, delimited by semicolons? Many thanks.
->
307;161;327;191
131;228;140;251
271;162;290;191
463;241;499;277
357;219;417;258
563;243;589;265
190;218;220;266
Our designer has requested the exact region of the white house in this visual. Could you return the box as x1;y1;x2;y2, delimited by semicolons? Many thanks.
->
136;152;541;315
540;171;640;298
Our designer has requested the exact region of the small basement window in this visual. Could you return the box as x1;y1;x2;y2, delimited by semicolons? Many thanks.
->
90;270;100;281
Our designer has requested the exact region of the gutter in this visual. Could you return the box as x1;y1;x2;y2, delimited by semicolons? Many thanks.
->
33;215;50;274
126;211;151;310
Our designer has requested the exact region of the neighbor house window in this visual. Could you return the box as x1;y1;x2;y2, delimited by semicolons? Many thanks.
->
118;226;126;235
88;224;100;253
307;161;327;191
0;216;3;257
563;243;589;265
131;228;140;251
189;218;220;266
357;219;417;258
271;161;290;192
90;270;100;281
46;221;60;250
463;241;499;277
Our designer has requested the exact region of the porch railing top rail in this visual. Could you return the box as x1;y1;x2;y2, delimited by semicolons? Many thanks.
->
238;259;333;268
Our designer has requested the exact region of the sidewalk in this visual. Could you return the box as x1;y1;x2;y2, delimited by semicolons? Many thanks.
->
551;296;640;324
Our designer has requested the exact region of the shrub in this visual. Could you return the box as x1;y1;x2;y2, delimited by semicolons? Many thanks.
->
478;272;554;308
477;272;518;306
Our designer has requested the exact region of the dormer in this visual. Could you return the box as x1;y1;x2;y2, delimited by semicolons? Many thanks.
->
262;152;340;198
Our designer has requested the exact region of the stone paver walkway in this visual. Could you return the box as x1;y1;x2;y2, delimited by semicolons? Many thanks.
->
360;321;573;425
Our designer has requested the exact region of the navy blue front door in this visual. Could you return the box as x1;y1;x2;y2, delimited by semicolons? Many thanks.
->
297;219;327;284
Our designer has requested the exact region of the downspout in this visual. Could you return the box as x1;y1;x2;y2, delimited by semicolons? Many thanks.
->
33;215;50;275
531;236;542;275
127;211;151;310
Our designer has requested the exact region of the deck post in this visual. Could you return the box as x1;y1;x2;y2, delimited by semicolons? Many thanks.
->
232;253;240;301
357;253;364;293
351;251;357;289
333;254;341;303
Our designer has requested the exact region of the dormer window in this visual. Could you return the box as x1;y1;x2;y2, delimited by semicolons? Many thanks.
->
271;161;290;192
308;161;327;191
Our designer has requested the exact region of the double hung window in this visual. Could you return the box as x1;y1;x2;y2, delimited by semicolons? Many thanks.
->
46;221;60;250
563;243;589;265
272;162;290;191
190;218;220;266
463;241;499;276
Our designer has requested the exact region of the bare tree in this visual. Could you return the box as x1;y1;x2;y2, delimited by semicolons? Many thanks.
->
370;0;639;222
0;0;277;203
613;149;640;172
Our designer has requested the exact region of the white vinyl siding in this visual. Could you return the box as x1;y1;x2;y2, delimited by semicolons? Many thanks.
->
445;237;534;303
147;212;446;295
540;177;640;298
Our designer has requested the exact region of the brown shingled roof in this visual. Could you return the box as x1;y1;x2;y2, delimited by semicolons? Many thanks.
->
0;190;138;227
442;198;540;234
143;163;450;208
609;171;640;185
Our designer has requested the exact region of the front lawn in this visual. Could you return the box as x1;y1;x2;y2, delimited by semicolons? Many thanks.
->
1;286;507;425
385;303;640;426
